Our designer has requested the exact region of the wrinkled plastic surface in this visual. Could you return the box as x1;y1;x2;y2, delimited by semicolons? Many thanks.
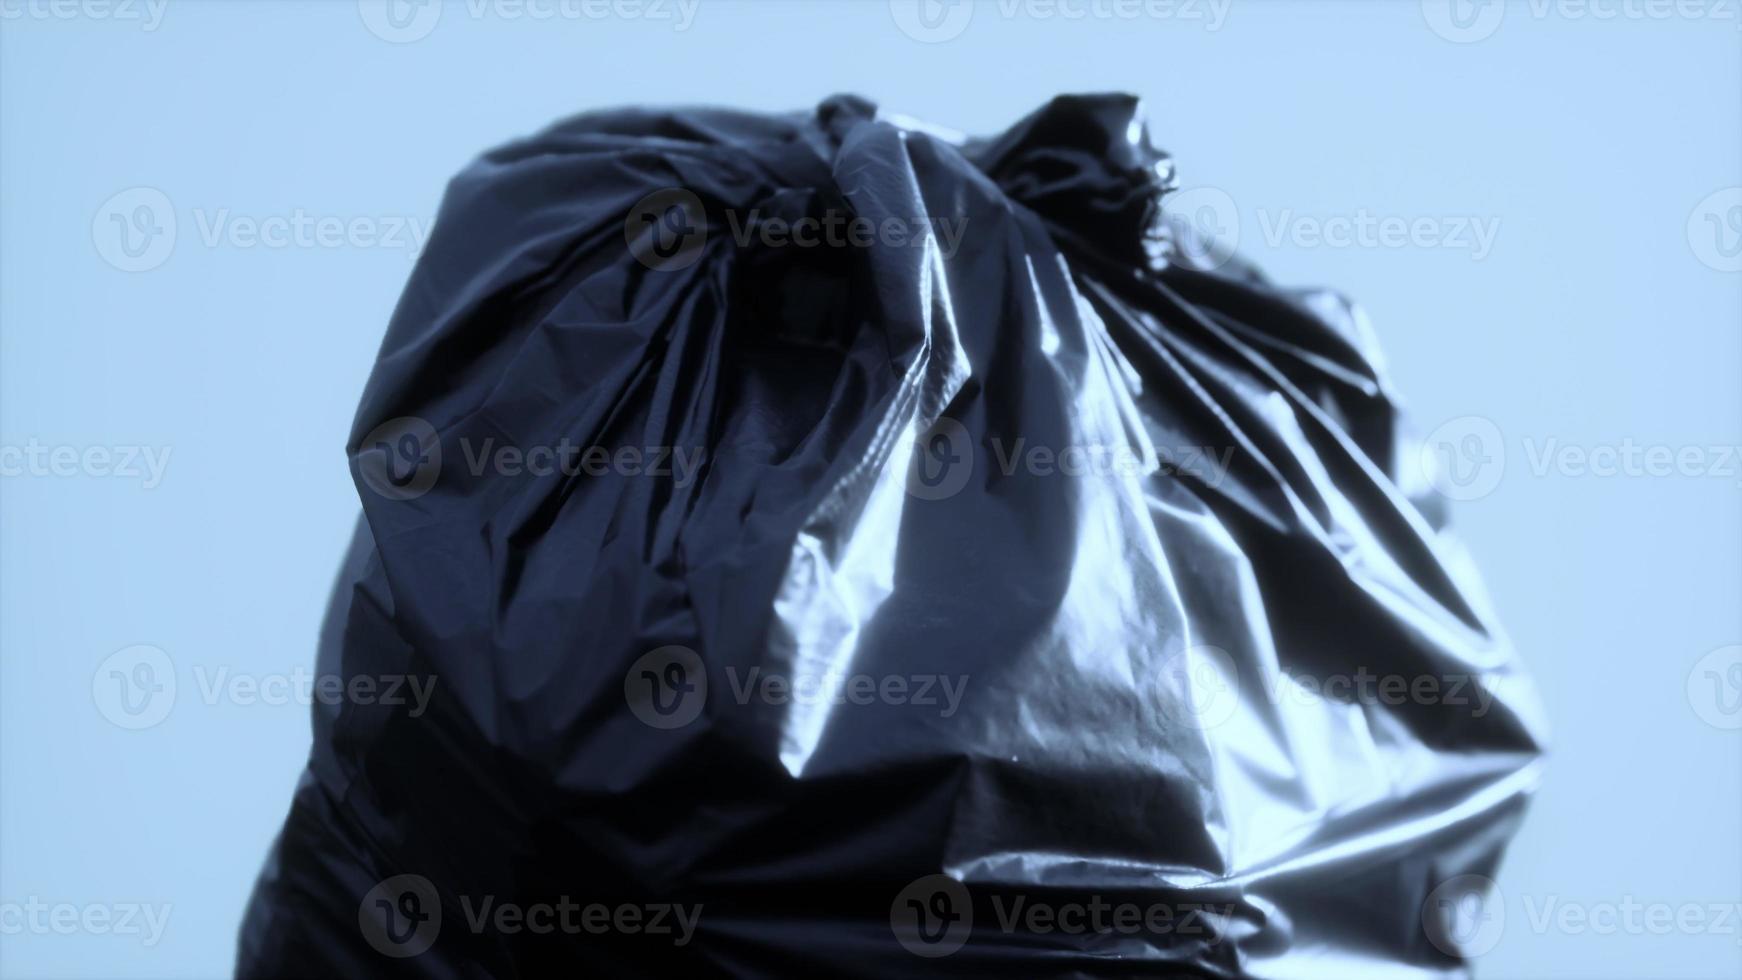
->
239;94;1546;978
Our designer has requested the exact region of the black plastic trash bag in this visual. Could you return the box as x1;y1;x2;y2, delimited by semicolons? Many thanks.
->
238;94;1546;978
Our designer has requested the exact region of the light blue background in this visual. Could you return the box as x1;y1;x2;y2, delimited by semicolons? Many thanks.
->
2;2;1738;977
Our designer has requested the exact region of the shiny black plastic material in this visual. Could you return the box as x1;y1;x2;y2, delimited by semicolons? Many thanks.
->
239;95;1545;978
